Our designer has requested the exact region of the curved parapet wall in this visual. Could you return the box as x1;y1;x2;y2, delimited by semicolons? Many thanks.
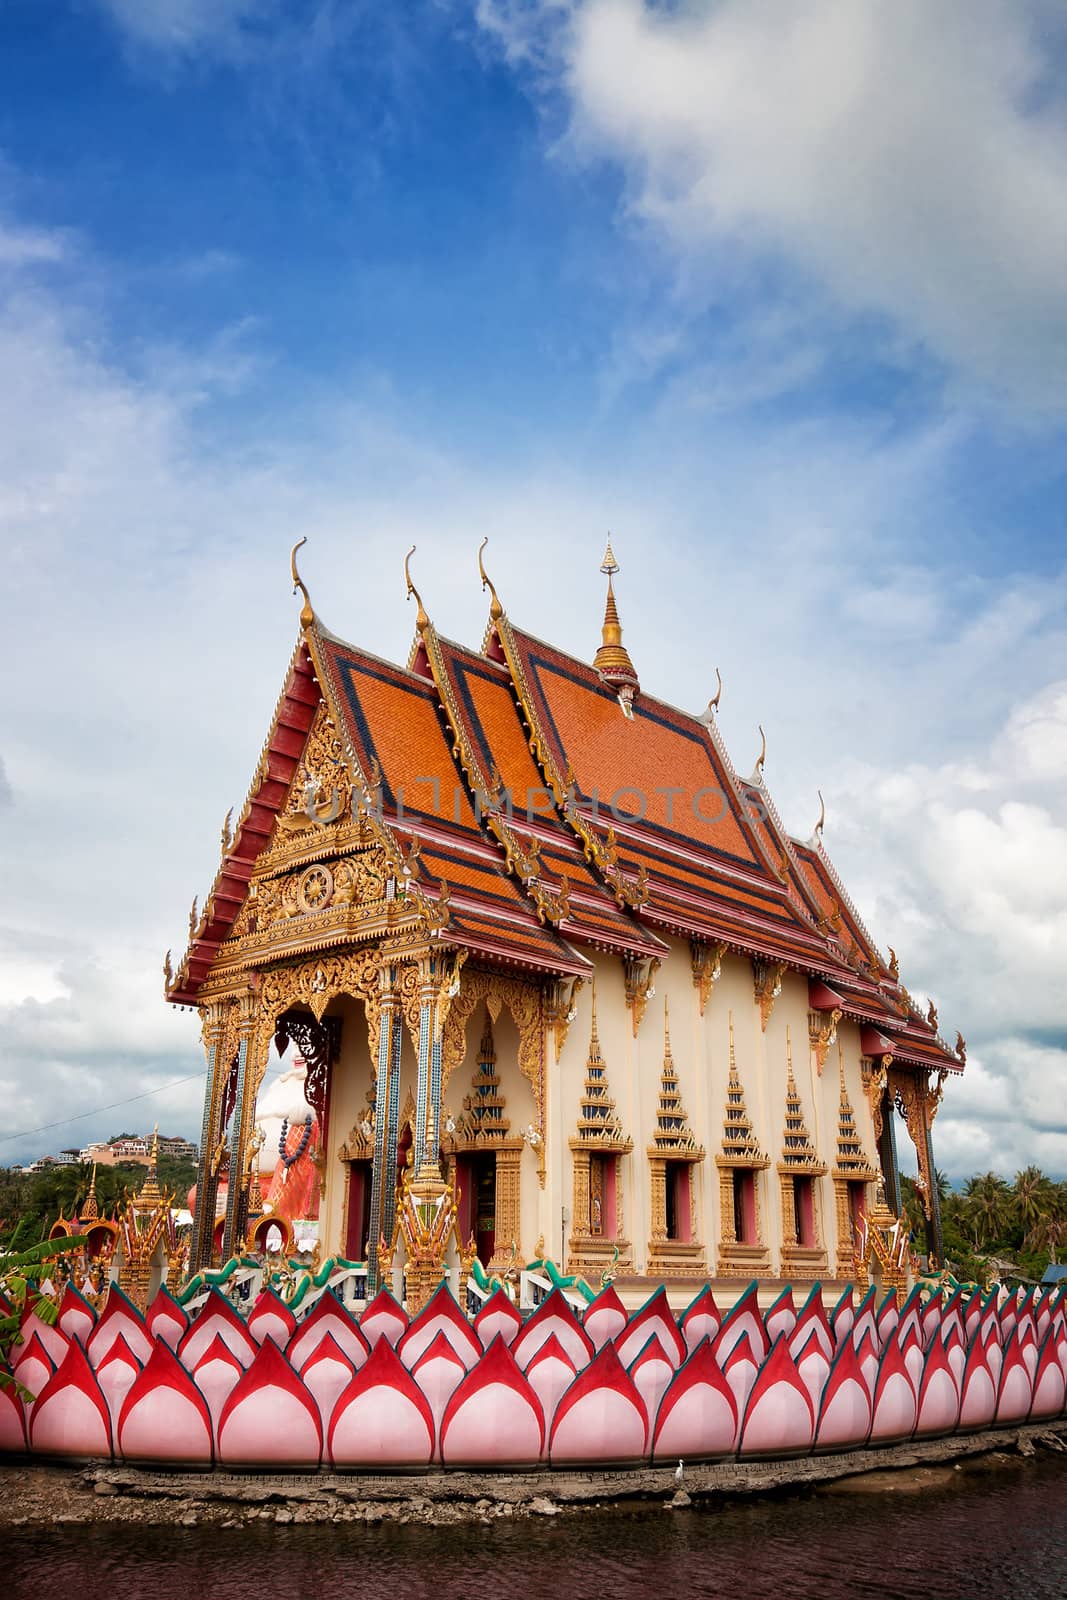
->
4;1280;1065;1471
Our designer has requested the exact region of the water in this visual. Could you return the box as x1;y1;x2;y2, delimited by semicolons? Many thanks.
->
7;1456;1066;1600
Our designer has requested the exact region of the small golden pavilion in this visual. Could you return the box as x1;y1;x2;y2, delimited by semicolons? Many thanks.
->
168;541;964;1297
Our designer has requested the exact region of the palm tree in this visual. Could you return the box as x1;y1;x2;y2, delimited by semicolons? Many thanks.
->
1024;1213;1066;1266
963;1171;1011;1248
1013;1165;1055;1234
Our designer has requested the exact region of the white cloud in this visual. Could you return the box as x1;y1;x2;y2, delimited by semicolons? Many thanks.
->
0;188;1063;1181
0;222;69;268
478;0;1067;414
94;0;277;56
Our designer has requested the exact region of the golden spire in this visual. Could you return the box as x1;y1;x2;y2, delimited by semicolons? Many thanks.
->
834;1039;876;1177
82;1162;99;1223
593;537;639;695
134;1126;163;1212
781;1028;822;1169
574;983;630;1148
478;537;504;622
404;545;430;636
706;667;723;716
290;538;315;630
813;789;826;840
650;996;700;1155
720;1010;767;1164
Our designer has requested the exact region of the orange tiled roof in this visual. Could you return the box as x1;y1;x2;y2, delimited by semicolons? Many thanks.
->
167;587;964;1068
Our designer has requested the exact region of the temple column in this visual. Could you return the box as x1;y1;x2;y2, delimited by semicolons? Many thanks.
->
191;999;232;1274
221;985;262;1261
923;1099;944;1266
413;959;436;1172
367;965;402;1292
877;1080;902;1216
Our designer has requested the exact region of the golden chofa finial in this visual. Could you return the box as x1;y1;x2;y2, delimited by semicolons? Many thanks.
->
593;536;639;703
404;545;429;635
814;789;826;840
290;537;314;630
707;667;723;716
478;536;504;622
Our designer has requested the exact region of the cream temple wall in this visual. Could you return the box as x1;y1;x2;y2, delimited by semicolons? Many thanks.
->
279;946;883;1280
552;943;882;1280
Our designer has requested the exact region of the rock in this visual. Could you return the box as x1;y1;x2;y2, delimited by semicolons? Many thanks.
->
180;1514;198;1527
274;1508;293;1524
528;1497;559;1517
501;1503;514;1517
1016;1437;1036;1458
94;1481;118;1497
670;1490;692;1509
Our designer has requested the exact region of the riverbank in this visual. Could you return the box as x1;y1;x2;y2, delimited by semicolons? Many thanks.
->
3;1421;1064;1529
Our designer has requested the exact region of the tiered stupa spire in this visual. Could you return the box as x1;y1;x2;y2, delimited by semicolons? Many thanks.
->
456;1012;511;1144
834;1040;878;1177
649;999;701;1155
720;1013;767;1164
574;984;631;1149
82;1163;99;1222
592;538;639;704
133;1127;164;1212
779;1030;824;1171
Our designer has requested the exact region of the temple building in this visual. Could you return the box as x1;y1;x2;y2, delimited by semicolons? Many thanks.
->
168;541;964;1301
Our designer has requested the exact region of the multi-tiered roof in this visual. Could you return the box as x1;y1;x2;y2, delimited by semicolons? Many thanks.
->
164;543;964;1081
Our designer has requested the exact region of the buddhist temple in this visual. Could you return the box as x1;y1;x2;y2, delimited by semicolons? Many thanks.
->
167;539;964;1306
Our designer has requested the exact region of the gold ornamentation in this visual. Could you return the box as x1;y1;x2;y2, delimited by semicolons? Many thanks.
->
545;976;584;1055
888;946;900;981
291;537;315;630
404;545;429;636
927;998;939;1029
715;1013;771;1277
221;807;234;854
478;536;504;622
274;703;353;839
807;1005;842;1073
531;868;570;925
955;1031;967;1065
831;1039;878;1276
752;958;786;1031
889;1066;937;1220
690;938;726;1015
853;1177;909;1302
297;862;334;914
622;955;660;1037
437;970;546;1183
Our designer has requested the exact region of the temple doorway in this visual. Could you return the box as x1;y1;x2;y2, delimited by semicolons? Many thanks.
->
472;1154;496;1267
345;1159;372;1262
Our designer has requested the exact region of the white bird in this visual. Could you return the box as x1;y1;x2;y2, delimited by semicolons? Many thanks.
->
675;1459;685;1484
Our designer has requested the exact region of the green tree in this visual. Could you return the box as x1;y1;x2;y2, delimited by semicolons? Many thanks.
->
1012;1165;1055;1234
963;1171;1012;1249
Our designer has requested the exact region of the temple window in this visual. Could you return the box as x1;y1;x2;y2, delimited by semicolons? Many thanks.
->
441;1007;524;1274
647;999;706;1274
567;986;634;1277
776;1029;828;1280
831;1042;879;1278
715;1011;772;1277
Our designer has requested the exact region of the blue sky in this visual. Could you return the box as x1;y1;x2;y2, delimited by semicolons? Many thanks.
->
1;0;1065;1179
